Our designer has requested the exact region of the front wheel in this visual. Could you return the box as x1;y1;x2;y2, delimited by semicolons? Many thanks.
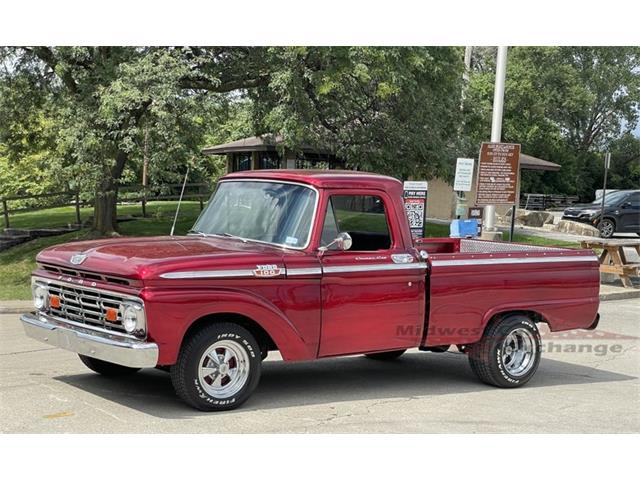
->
597;218;616;238
171;323;261;411
365;349;406;360
78;354;141;376
468;315;541;388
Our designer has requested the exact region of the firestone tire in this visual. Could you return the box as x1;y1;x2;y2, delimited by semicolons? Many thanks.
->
78;354;141;376
365;349;407;360
171;323;261;411
468;315;541;388
597;219;616;238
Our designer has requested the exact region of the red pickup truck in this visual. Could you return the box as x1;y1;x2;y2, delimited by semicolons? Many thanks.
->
21;170;601;410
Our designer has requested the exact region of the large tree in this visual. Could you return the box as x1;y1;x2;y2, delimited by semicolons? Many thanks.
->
0;46;463;235
464;47;640;200
0;47;270;234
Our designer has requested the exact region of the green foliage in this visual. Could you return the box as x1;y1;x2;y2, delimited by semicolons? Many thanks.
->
252;47;464;179
464;47;640;200
1;45;638;228
608;133;640;190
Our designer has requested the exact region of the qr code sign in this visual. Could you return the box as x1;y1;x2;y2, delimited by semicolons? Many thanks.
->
405;202;424;228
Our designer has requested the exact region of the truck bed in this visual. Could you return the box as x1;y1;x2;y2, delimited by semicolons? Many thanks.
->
415;238;600;347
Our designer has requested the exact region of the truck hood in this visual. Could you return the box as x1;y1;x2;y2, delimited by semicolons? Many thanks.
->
36;236;287;280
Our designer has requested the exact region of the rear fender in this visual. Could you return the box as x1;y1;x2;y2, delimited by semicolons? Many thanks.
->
479;298;600;339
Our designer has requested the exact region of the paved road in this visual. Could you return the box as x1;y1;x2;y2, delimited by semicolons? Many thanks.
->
1;299;639;433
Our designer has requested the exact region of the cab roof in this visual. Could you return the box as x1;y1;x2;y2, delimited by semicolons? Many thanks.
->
222;169;403;192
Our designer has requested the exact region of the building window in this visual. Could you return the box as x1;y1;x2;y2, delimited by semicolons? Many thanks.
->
231;153;252;172
296;152;344;170
257;151;281;169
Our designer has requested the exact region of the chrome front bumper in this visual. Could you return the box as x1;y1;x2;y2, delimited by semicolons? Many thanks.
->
20;312;159;368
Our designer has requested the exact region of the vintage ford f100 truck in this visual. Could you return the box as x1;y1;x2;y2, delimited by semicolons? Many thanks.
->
21;170;601;410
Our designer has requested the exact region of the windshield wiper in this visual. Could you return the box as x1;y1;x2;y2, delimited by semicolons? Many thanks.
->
219;232;249;243
187;229;207;237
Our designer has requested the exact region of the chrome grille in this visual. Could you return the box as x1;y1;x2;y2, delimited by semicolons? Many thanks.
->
46;281;129;333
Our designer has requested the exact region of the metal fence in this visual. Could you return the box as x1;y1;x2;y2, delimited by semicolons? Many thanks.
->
1;183;212;229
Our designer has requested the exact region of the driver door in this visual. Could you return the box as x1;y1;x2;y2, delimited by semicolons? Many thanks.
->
318;191;425;357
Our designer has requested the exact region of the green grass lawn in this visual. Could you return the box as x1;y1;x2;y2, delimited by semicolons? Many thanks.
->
5;201;203;230
0;201;577;301
0;201;202;300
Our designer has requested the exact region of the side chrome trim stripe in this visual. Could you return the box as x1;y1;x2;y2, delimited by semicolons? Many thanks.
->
431;255;597;267
287;267;322;276
160;263;427;279
160;269;256;279
323;263;427;274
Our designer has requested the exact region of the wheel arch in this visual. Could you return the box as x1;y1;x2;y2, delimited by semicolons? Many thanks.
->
181;312;278;359
480;309;549;337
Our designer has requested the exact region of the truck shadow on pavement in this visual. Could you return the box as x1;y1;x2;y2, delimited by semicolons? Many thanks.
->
55;351;636;420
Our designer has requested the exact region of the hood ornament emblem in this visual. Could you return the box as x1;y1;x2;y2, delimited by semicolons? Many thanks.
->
70;253;88;265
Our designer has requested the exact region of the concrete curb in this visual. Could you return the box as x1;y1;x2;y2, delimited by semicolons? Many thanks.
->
600;289;640;302
0;302;33;315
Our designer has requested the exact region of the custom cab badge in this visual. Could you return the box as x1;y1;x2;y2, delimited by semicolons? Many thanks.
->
70;253;88;265
253;264;284;278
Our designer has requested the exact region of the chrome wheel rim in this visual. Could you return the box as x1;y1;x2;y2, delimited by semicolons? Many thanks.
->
501;328;537;377
198;340;250;398
599;221;614;237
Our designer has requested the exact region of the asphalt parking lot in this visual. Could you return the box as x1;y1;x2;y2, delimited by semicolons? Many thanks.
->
1;298;638;433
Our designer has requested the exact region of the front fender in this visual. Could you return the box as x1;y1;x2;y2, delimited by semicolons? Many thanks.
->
142;287;314;365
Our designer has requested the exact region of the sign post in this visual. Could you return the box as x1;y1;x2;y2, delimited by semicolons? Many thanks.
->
475;142;521;241
403;181;428;240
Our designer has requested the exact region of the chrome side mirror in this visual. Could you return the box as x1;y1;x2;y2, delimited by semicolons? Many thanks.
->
318;232;352;255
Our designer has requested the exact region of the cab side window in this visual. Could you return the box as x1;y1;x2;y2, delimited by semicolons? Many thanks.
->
321;195;391;251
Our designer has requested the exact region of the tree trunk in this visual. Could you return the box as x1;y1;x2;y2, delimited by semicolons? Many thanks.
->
92;150;128;236
93;182;118;235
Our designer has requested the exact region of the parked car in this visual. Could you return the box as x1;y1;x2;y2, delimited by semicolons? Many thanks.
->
21;170;601;410
562;190;640;238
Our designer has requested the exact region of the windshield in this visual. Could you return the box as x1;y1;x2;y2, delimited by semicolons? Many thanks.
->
192;181;317;249
590;191;629;207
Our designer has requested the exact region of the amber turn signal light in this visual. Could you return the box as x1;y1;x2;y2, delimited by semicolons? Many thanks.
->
50;295;61;309
105;308;118;322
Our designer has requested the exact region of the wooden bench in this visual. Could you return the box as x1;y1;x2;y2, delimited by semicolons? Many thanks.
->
580;239;640;288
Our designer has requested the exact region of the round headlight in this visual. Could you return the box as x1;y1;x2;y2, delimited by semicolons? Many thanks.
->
121;303;144;334
33;284;48;311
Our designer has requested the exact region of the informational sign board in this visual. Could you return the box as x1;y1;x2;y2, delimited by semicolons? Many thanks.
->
467;206;484;236
403;181;428;240
475;142;521;205
453;157;475;192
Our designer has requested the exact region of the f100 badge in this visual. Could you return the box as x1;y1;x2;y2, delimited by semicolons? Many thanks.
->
253;264;284;278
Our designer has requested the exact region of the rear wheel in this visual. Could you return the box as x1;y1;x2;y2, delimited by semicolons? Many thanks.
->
171;323;261;411
468;315;541;388
365;349;406;360
597;218;616;238
78;354;141;376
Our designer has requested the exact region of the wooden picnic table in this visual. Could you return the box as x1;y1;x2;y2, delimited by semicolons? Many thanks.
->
580;239;640;288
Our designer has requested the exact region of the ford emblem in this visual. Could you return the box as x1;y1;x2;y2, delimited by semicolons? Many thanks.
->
70;253;87;265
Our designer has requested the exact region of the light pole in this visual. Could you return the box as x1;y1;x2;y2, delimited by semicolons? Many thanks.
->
483;46;508;234
599;152;611;231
